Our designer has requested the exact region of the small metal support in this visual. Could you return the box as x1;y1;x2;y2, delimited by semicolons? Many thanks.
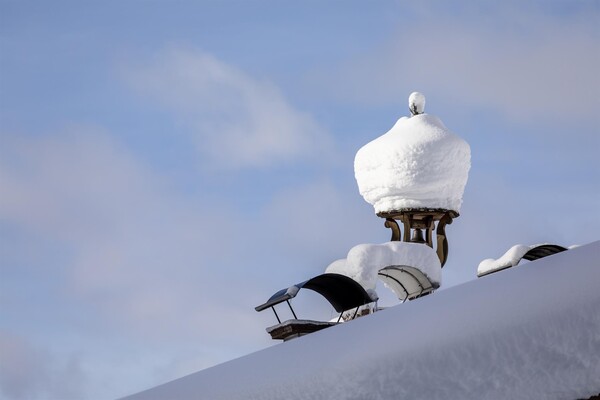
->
286;300;298;320
271;307;281;324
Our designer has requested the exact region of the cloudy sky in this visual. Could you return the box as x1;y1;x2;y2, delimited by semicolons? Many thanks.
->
1;1;598;399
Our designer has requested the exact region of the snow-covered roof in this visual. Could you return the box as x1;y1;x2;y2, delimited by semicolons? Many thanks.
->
354;93;471;214
122;241;600;400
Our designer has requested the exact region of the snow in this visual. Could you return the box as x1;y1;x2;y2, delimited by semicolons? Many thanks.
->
324;241;441;291
122;241;600;400
477;243;575;276
354;94;471;214
477;244;532;276
408;91;426;115
285;285;300;297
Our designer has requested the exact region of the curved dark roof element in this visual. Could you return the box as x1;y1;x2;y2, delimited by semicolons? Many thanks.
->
378;265;437;301
301;273;373;312
522;244;567;261
255;273;373;313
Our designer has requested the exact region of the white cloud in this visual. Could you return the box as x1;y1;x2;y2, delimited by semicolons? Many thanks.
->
123;48;336;170
0;126;272;331
0;331;85;400
0;127;274;397
308;8;600;124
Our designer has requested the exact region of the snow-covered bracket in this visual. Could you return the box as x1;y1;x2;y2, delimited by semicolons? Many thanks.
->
477;243;568;278
254;273;376;341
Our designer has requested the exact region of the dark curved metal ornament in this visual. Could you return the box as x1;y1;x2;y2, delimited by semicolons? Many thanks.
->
384;218;401;241
379;208;458;267
435;212;454;267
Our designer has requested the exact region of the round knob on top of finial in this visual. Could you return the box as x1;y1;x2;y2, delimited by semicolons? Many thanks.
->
409;92;426;116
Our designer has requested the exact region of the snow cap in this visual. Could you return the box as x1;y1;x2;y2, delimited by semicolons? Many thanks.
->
355;93;471;214
325;241;441;291
409;91;426;115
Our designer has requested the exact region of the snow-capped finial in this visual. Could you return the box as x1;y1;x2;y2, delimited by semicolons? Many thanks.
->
354;92;471;214
408;92;426;116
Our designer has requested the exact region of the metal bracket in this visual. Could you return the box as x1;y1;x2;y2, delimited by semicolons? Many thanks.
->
379;208;457;267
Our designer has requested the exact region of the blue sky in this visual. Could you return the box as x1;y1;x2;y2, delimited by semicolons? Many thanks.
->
1;1;599;398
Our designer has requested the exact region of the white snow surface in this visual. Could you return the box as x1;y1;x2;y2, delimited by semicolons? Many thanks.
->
354;111;471;214
325;241;441;291
123;241;600;400
477;243;574;276
477;244;532;275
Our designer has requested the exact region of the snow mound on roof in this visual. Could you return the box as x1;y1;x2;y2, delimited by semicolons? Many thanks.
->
478;244;532;276
325;241;441;291
477;243;575;276
354;97;470;213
